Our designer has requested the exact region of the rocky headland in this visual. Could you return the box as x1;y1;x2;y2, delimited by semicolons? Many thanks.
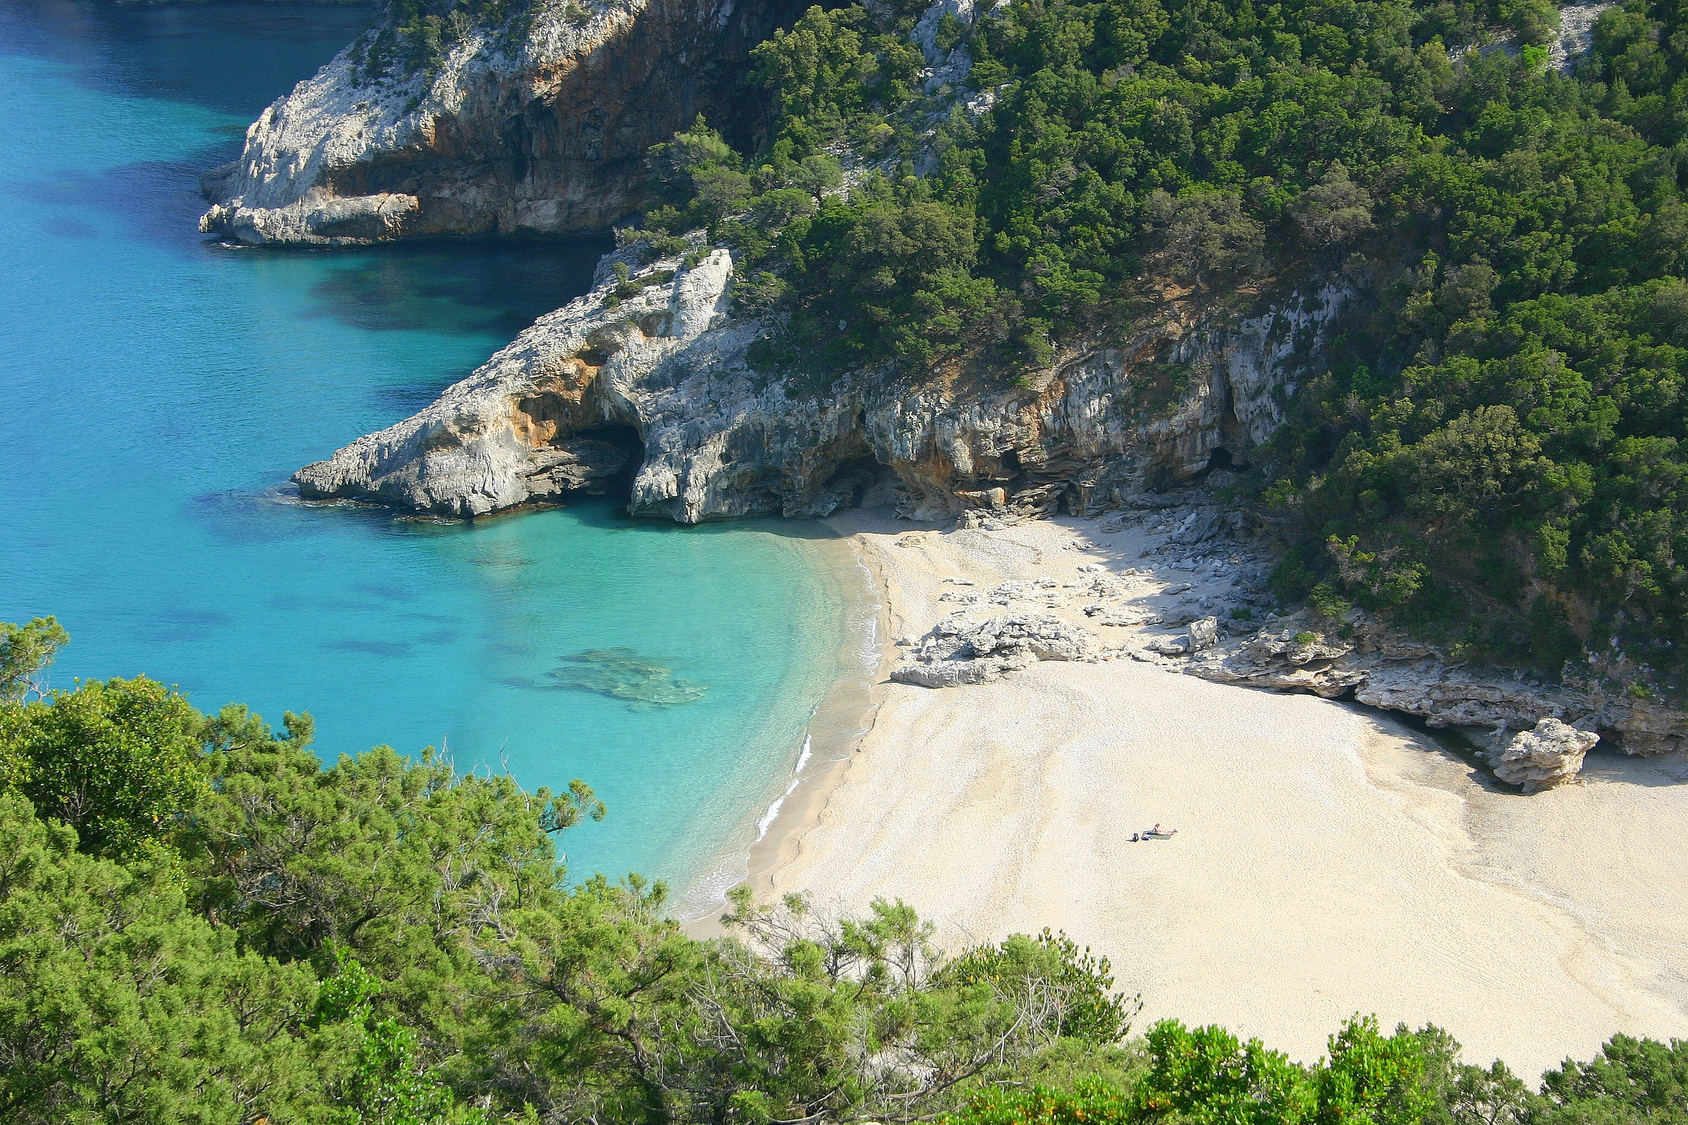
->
200;0;806;244
293;234;1348;525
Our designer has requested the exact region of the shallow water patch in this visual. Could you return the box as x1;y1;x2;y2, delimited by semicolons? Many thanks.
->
549;648;708;709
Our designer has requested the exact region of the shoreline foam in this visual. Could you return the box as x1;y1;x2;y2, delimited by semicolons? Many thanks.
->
676;524;886;925
716;520;907;928
742;507;1688;1081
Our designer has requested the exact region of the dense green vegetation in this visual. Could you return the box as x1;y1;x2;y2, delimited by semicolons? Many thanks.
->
1;617;1684;1122
355;0;546;84
632;0;1688;679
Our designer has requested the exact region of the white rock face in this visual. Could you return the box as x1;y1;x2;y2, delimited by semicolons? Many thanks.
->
1493;718;1601;792
294;264;1352;526
295;248;749;517
200;0;805;244
912;0;978;92
1550;3;1615;73
1034;282;1352;511
1463;2;1613;74
201;5;637;244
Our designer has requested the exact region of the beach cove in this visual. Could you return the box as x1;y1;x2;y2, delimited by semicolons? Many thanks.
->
8;0;1688;1085
0;0;861;896
746;507;1688;1081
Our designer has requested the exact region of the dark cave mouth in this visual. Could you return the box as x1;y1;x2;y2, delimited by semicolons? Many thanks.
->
524;422;646;505
577;423;645;499
1205;446;1251;473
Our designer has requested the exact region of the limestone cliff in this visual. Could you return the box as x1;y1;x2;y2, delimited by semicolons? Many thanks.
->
293;242;1349;524
200;0;802;244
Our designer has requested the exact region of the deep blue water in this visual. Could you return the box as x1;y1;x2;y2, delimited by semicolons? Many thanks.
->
0;0;857;905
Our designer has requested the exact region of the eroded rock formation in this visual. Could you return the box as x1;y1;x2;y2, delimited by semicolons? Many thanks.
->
891;612;1101;687
200;0;803;245
1492;719;1600;792
294;242;1352;524
1181;608;1688;764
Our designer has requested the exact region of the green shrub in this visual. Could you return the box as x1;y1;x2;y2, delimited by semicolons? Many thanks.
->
0;676;206;860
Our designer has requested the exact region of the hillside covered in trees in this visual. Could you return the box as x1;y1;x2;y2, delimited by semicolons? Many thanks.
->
0;615;1683;1123
619;0;1688;685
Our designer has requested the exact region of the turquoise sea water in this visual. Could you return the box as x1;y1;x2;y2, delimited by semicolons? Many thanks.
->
0;1;860;904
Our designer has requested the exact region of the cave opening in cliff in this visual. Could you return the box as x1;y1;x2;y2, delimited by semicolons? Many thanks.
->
536;422;644;506
1205;446;1250;473
587;423;644;490
816;453;900;513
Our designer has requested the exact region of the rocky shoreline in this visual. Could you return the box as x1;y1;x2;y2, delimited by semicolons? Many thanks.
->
881;498;1688;790
293;233;1353;523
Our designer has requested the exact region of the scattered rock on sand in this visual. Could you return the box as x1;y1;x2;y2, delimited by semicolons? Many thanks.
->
1187;616;1220;651
1182;608;1688;754
1142;635;1191;657
1090;608;1163;627
893;612;1100;687
1493;718;1600;793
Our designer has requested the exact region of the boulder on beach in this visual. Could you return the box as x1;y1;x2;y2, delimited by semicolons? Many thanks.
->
892;612;1099;687
1492;718;1600;793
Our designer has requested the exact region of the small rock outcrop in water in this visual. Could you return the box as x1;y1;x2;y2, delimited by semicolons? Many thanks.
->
1491;719;1601;793
892;613;1100;688
200;0;804;244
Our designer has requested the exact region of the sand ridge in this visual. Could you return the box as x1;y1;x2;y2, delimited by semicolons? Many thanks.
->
749;508;1688;1081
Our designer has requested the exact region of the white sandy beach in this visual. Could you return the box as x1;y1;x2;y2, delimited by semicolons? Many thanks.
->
748;508;1688;1082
